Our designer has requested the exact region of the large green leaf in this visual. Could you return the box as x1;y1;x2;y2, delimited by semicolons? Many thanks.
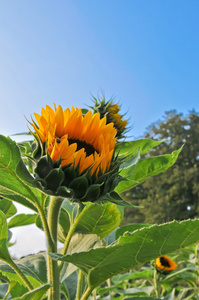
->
0;197;17;218
0;252;47;285
12;284;51;300
8;214;37;229
75;202;123;239
0;283;10;299
115;139;163;157
116;147;183;193
0;135;44;210
0;193;38;212
0;210;41;293
7;282;28;299
115;224;151;240
59;201;123;241
119;150;140;170
61;233;103;280
50;219;199;289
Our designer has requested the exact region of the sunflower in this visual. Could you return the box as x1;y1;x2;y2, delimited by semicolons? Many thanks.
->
29;104;124;202
107;103;128;133
155;256;177;273
32;104;117;176
91;95;128;139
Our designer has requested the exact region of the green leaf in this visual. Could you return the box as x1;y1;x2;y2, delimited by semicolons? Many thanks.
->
0;135;44;209
61;233;103;281
0;283;10;299
115;139;163;157
58;208;71;243
50;219;199;288
119;150;140;170
9;282;28;299
115;224;151;240
0;197;17;218
0;193;38;212
12;284;51;300
59;201;123;240
8;214;37;229
0;210;14;263
75;202;123;239
116;146;183;193
124;296;162;300
61;272;77;300
0;252;47;285
61;199;77;222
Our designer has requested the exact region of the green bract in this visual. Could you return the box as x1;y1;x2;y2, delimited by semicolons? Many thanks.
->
31;138;132;205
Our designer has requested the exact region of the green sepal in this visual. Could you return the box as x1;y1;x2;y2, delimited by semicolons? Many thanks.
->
102;172;121;194
69;175;88;199
80;184;101;202
45;168;64;192
35;155;53;179
31;135;43;161
62;166;77;186
98;191;135;207
55;186;73;198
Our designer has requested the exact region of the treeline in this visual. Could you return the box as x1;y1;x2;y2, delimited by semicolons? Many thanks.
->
123;109;199;225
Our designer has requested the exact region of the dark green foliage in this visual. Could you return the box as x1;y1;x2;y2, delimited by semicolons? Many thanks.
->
123;109;199;224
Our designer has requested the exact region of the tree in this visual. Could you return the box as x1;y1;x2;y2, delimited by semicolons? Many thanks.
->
123;109;199;224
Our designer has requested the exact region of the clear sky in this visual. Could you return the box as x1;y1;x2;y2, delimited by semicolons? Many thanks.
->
1;0;199;140
1;1;199;257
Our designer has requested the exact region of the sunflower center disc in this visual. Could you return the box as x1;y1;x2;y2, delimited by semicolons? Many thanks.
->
69;139;99;157
160;257;170;268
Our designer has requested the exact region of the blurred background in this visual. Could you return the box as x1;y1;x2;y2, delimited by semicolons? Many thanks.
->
0;0;199;258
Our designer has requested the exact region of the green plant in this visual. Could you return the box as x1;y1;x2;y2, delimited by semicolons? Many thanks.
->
0;98;197;299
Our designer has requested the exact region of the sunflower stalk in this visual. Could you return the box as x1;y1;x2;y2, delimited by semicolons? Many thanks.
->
76;269;84;300
47;196;64;300
153;268;160;298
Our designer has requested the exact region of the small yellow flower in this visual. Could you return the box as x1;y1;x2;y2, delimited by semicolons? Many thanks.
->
32;104;117;176
155;256;177;272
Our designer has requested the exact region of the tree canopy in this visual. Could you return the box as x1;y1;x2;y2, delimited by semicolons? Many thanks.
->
123;109;199;224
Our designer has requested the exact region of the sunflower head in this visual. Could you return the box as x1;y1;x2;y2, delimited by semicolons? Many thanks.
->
155;256;177;274
29;104;125;203
91;95;128;139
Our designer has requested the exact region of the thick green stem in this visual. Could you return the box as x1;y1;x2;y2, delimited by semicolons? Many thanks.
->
47;196;64;300
36;203;54;250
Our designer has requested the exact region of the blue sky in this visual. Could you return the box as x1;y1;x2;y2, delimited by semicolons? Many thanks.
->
1;1;199;257
1;0;199;140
